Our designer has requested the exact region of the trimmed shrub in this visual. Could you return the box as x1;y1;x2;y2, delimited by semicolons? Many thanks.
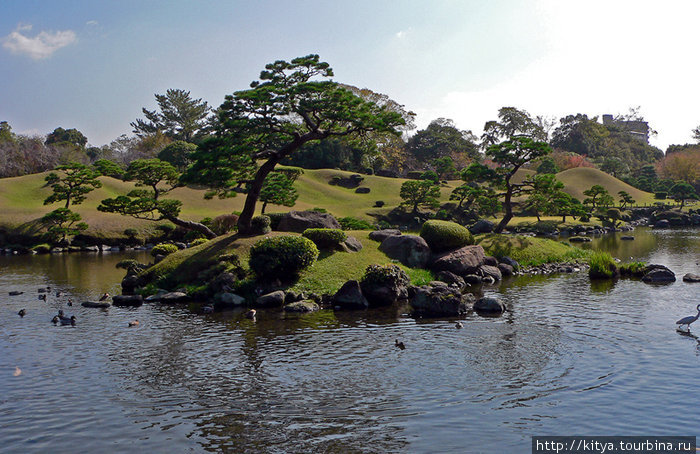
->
189;238;209;247
420;220;473;252
267;212;285;230
249;236;319;279
374;200;385;208
302;228;347;249
360;264;410;289
339;216;375;230
311;207;328;213
151;243;179;257
355;187;370;194
211;214;239;235
251;215;271;234
124;228;138;239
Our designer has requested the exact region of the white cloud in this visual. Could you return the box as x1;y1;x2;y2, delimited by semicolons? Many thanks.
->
86;20;98;26
2;24;77;60
395;28;412;39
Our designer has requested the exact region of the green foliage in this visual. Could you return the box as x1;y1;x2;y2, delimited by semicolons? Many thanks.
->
654;192;667;200
45;127;88;149
420;170;439;183
249;235;319;279
619;261;647;277
190;238;209;247
131;88;210;142
266;212;285;230
250;215;271;234
259;171;298;213
420;219;474;252
669;181;698;209
360;264;410;288
406;118;479;163
41;208;88;243
404;268;435;286
583;184;614;209
618;190;635;209
400;180;441;213
93;159;123;178
432;156;456;179
157;140;197;171
339;216;375;230
536;157;559;174
588;251;617;279
151;243;179;257
302;228;347;249
44;163;102;209
124;228;138;238
478;234;590;267
481;107;547;147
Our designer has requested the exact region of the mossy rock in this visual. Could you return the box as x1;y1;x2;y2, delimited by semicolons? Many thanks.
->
420;220;474;253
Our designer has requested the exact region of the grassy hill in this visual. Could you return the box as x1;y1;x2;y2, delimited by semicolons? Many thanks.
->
0;166;655;239
556;167;655;205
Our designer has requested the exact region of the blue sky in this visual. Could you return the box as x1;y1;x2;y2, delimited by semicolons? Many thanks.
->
2;0;699;150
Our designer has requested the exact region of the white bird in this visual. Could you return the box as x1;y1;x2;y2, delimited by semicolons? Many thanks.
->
676;304;700;331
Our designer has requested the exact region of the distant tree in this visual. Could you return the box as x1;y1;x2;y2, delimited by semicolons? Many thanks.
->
583;185;613;210
599;156;629;178
669;182;698;210
400;180;441;214
406;118;478;164
432;156;456;180
597;207;625;230
98;159;216;238
131;89;210;142
259;172;298;214
182;55;404;234
450;183;500;217
536;157;559;174
44;163;102;209
618;191;635;209
93;159;124;179
420;170;439;183
157;140;197;172
41;208;88;243
481;107;546;148
656;149;700;184
45;127;88;149
553;193;587;222
523;173;566;221
0;121;15;143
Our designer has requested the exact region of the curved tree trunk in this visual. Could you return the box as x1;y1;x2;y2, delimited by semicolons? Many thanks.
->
494;185;513;233
237;158;281;235
165;216;217;239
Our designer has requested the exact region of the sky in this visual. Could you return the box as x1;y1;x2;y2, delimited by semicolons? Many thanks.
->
2;0;700;151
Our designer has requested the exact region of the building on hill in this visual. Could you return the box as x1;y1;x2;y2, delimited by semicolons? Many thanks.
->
602;114;649;144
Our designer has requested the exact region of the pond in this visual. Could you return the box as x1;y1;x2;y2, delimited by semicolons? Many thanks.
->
1;229;699;453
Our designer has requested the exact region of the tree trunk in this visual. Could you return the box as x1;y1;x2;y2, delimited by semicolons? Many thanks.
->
494;185;513;233
165;216;217;239
261;202;267;214
238;158;281;235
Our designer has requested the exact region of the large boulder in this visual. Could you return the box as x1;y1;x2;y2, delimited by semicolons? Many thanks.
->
332;280;369;309
430;245;486;276
479;265;502;282
499;256;520;271
360;264;410;306
369;229;402;242
379;234;431;268
341;236;363;252
642;265;676;283
277;210;341;233
215;292;246;308
435;270;466;289
683;273;700;283
121;274;140;296
497;263;514;277
255;290;286;307
409;284;475;317
469;219;495;235
652;219;670;229
473;296;505;314
111;295;143;307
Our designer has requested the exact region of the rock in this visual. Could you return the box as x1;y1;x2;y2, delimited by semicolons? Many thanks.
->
360;265;410;306
81;300;112;308
174;242;187;249
368;229;402;242
497;263;514;277
332;280;369;309
110;246;121;252
683;273;700;282
463;274;482;285
642;265;676;283
499;256;519;271
484;256;498;267
283;300;320;312
83;245;99;252
277;210;341;233
284;290;304;304
342;236;363;252
653;219;670;229
211;272;237;293
51;247;64;253
215;292;246;308
435;270;466;288
144;290;168;302
111;295;143;307
410;284;475;316
473;296;505;314
159;292;190;304
355;187;370;193
569;236;591;243
256;290;286;307
469;219;495;234
479;264;502;282
379;234;431;268
121;274;140;295
621;236;635;240
430;245;486;276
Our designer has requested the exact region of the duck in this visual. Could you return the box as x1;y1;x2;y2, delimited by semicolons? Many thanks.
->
395;339;405;350
98;292;110;301
58;310;64;317
455;321;464;329
128;319;139;327
59;315;76;326
51;315;59;324
55;291;63;297
67;299;73;306
18;309;26;317
245;309;257;319
38;294;47;301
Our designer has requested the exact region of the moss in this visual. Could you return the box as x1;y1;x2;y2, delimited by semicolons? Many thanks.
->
420;220;473;252
477;233;591;267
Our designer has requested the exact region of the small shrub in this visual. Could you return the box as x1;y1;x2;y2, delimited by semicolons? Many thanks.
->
200;217;213;227
360;264;410;288
156;224;175;234
311;207;328;213
124;228;138;238
302;228;347;249
374;200;385;208
339;216;375;230
406;171;423;180
151;243;179;257
190;238;209;247
433;209;452;221
364;167;374;175
183;230;206;242
249;236;319;279
420;220;473;252
655;192;667;200
267;212;285;230
376;220;393;230
355;187;370;194
211;214;239;235
588;251;617;279
250;215;271;234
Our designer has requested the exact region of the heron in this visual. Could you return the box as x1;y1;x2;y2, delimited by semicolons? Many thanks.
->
676;304;700;331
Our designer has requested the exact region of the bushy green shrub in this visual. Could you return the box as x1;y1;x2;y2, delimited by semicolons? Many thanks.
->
360;264;410;288
302;228;347;249
655;192;667;200
156;224;175;234
124;228;138;238
339;216;375;230
420;220;473;252
267;212;285;230
250;215;271;234
151;243;179;257
311;207;328;213
249;236;319;279
406;171;423;180
374;200;385;208
588;251;617;279
190;238;209;247
211;214;239;235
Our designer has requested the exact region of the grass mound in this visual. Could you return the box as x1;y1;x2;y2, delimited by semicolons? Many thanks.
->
477;234;591;267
